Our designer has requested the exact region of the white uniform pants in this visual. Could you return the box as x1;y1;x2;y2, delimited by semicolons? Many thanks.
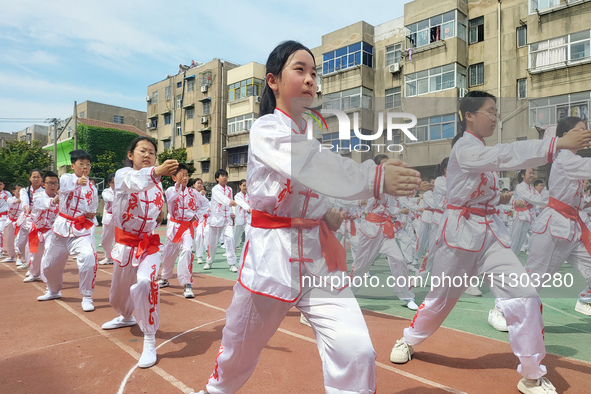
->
0;217;7;252
413;221;432;263
41;234;97;297
3;221;16;258
100;221;115;260
396;226;415;263
109;249;161;334
204;282;376;394
29;231;53;278
161;230;194;286
511;217;531;256
207;225;236;266
418;222;440;277
233;223;250;249
403;234;547;379
194;220;206;258
15;225;30;259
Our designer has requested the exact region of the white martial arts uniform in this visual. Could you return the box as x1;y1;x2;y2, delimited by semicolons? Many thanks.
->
15;186;43;262
100;187;115;261
413;190;434;265
418;175;446;276
233;191;251;249
3;196;21;259
108;166;164;335
203;109;377;394
396;196;420;263
161;184;207;286
28;191;59;278
511;181;548;255
526;150;591;303
0;190;12;253
206;184;236;267
193;194;210;260
403;131;555;380
332;198;361;261
42;174;97;297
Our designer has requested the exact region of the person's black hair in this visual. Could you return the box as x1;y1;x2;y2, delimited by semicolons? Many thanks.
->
239;179;246;185
433;158;449;178
533;179;544;188
215;169;228;182
30;168;43;178
501;188;509;193
0;179;5;184
43;171;59;181
373;154;389;165
124;136;158;167
174;163;189;175
555;116;586;138
69;149;92;163
15;182;26;188
259;40;316;117
187;178;196;188
517;169;526;183
107;173;116;184
452;91;497;147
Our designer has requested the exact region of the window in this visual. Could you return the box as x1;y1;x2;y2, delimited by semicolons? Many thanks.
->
405;63;465;97
164;114;171;125
187;78;195;92
164;140;171;150
200;71;212;87
176;94;182;109
407;114;456;143
165;86;171;100
517;26;527;48
468;63;484;87
186;134;194;147
406;10;461;49
228;78;264;102
469;16;484;44
150;117;157;128
321;130;362;152
67;126;72;138
385;44;402;66
151;91;158;103
517;78;527;99
385;87;401;109
79;111;85;118
187;107;194;119
113;115;124;124
201;161;210;173
322;87;373;110
530;0;560;13
227;146;249;166
177;82;182;88
228;113;255;135
529;91;590;127
202;130;211;144
176;122;182;136
529;30;591;71
322;42;373;75
203;100;211;115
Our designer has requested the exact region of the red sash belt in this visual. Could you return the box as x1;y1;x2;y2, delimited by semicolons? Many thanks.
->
0;212;7;217
547;197;591;255
115;227;161;259
447;204;499;220
29;224;51;253
169;217;195;243
366;213;400;239
343;215;357;236
59;212;94;231
251;210;347;272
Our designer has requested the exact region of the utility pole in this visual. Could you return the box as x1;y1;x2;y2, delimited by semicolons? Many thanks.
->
74;101;78;149
53;118;58;172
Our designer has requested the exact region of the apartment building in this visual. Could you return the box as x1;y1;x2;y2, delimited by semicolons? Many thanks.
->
17;124;50;145
77;101;148;133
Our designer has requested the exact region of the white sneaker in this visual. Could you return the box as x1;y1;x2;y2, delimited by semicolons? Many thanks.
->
17;261;28;269
300;313;312;327
15;258;23;266
1;256;15;263
158;278;169;288
574;299;591;316
222;252;228;257
197;257;203;264
390;338;414;363
25;270;30;276
203;263;212;270
138;343;157;368
517;377;557;394
404;299;419;310
98;258;113;265
190;390;208;394
81;297;95;312
184;285;195;298
23;275;41;283
464;285;482;296
229;265;238;272
101;315;137;330
37;291;62;301
488;308;508;332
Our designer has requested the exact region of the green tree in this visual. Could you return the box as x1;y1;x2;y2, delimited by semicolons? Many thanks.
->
77;123;139;170
91;151;121;181
157;148;195;190
0;140;52;187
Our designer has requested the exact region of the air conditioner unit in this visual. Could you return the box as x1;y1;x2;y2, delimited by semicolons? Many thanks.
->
316;84;322;94
458;88;468;98
389;63;401;73
146;96;151;102
254;96;261;103
201;116;208;124
201;85;208;93
146;122;151;128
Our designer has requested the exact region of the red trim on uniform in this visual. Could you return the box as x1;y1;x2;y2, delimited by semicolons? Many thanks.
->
547;197;591;254
58;212;94;231
115;227;161;259
465;131;486;145
548;137;556;164
374;164;383;200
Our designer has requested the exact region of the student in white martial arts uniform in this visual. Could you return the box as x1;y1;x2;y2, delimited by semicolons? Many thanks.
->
511;168;548;255
192;179;209;264
24;171;59;283
38;151;98;313
1;185;22;263
233;179;251;250
332;198;362;261
192;40;422;394
204;169;238;272
101;136;178;368
389;91;591;394
0;179;12;256
15;170;44;269
412;177;435;267
525;117;591;316
159;164;208;298
99;173;116;265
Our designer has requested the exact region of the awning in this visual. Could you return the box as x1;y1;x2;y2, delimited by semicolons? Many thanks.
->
198;96;211;102
196;157;210;162
42;138;75;168
184;75;195;80
223;143;249;151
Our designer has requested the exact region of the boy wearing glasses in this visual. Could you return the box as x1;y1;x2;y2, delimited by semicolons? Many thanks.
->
38;150;99;313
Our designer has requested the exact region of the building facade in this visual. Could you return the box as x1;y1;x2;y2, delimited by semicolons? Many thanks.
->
77;101;147;133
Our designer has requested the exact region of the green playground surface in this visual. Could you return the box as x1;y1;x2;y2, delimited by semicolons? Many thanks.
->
94;227;591;365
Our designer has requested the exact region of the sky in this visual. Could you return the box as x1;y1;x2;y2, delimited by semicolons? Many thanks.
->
0;0;410;133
